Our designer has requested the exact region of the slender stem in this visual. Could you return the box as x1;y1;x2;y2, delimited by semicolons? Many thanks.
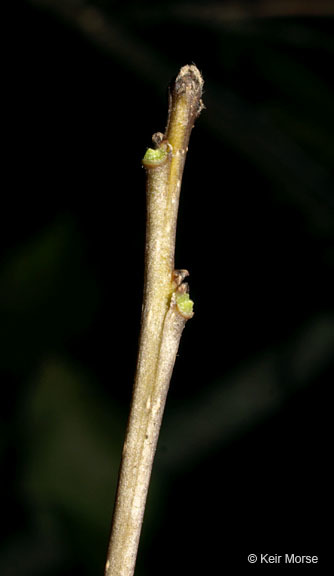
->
104;65;204;576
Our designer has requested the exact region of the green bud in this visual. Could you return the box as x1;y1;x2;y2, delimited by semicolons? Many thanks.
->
176;293;194;317
142;146;167;167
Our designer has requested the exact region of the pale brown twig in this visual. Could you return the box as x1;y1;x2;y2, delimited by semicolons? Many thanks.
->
104;65;204;576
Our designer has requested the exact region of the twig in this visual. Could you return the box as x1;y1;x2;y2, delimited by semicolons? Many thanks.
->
104;65;204;576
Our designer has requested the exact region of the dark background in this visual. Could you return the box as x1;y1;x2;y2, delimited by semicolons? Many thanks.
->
1;1;333;573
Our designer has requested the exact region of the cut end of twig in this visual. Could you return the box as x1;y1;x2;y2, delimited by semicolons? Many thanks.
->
174;64;204;114
165;64;204;154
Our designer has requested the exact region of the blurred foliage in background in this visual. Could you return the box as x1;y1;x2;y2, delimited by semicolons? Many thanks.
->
1;1;333;573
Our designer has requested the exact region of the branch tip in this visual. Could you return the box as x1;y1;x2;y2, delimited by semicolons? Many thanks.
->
174;64;204;98
166;64;204;152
